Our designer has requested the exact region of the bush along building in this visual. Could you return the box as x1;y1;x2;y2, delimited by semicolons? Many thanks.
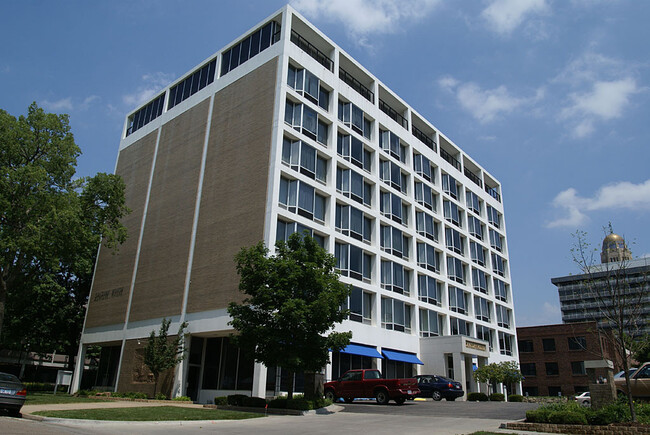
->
72;5;519;402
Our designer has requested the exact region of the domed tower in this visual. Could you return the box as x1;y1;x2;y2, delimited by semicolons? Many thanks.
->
601;233;632;263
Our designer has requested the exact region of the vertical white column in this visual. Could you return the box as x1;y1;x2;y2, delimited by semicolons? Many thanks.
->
252;362;268;398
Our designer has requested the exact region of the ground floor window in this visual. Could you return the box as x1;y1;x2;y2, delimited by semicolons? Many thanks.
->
200;337;254;391
90;345;121;389
523;386;538;396
331;351;373;379
382;359;414;379
547;386;562;397
265;367;304;394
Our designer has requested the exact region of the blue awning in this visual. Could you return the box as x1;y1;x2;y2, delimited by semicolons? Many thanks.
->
339;344;383;359
382;349;424;365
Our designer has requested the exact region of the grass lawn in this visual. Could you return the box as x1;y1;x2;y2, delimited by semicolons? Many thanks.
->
25;392;110;406
32;406;264;421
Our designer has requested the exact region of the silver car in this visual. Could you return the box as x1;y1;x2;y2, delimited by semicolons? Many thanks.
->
0;372;26;416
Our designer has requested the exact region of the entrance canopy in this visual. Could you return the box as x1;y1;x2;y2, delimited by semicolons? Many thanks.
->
382;349;424;365
340;344;383;359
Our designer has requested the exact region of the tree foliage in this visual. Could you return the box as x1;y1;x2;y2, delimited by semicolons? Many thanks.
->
0;103;129;362
473;361;524;395
228;233;352;398
143;318;188;398
571;227;647;422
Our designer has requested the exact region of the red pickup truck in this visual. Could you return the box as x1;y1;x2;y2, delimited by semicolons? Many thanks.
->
324;369;420;405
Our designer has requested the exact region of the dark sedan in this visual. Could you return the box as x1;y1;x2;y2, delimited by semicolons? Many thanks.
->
0;372;26;416
415;374;464;401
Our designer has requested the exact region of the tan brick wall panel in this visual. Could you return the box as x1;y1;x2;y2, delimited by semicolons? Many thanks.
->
129;100;210;322
85;131;157;329
186;58;277;313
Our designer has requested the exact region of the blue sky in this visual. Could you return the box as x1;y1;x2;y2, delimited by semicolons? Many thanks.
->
2;1;649;327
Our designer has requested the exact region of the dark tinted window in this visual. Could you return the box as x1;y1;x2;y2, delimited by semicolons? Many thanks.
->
542;338;556;352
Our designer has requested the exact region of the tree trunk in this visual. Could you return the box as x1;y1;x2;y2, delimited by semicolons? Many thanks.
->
288;370;295;400
0;274;7;340
153;374;159;398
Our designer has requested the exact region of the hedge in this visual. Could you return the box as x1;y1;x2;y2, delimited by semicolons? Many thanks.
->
467;392;488;402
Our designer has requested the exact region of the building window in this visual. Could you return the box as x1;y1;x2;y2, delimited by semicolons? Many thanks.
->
287;64;330;110
337;167;372;207
545;362;560;376
450;316;470;336
413;154;434;182
499;332;513;356
379;130;407;163
474;296;490;322
472;268;488;294
417;242;440;273
449;286;467;315
523;386;539;397
469;241;484;265
342;286;373;324
276;220;325;248
521;363;536;377
201;337;254;391
443;200;461;227
496;304;511;329
414;182;435;211
127;92;166;137
518;340;534;353
418;275;441;305
221;20;280;76
442;173;458;199
168;58;217;111
547;386;562;397
338;133;372;172
381;160;408;194
494;278;508;302
487;205;501;228
381;260;411;295
279;177;326;222
380;191;409;226
568;336;587;351
476;325;494;350
466;190;481;215
335;243;372;282
381;297;412;333
468;216;483;240
416;211;438;242
335;204;372;242
419;309;440;337
338;100;372;139
571;361;586;375
447;256;465;284
380;225;409;259
542;338;556;352
285;100;329;144
489;229;503;252
282;138;327;182
491;253;505;277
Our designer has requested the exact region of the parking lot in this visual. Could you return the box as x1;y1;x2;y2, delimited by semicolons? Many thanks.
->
339;399;539;421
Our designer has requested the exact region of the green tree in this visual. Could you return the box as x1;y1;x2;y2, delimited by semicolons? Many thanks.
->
228;232;352;399
631;335;650;364
143;318;188;398
0;103;129;364
473;361;523;396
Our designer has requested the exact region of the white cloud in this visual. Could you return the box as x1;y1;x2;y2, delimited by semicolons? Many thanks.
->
291;0;440;43
481;0;548;35
439;76;543;123
40;98;74;112
561;78;638;124
547;180;650;228
123;72;174;108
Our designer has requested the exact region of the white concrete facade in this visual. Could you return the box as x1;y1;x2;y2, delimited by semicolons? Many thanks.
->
73;5;519;402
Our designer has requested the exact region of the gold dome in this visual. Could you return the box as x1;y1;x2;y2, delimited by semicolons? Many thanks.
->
602;233;625;250
601;233;632;263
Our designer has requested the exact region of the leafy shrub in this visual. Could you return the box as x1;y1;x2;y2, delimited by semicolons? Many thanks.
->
489;393;505;402
155;393;168;400
467;392;488;402
75;389;100;397
227;394;248;406
242;396;267;408
526;408;553;423
23;382;67;392
508;394;523;402
267;396;331;410
172;396;191;401
113;391;148;399
214;396;228;406
267;397;287;409
548;410;587;425
585;402;630;425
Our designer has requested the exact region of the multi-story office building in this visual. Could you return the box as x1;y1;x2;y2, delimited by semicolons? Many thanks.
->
553;233;650;337
72;5;518;402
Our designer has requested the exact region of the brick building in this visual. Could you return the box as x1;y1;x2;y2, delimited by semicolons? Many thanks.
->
517;322;616;397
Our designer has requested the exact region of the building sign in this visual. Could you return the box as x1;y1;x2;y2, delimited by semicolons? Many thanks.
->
465;340;487;352
93;287;124;302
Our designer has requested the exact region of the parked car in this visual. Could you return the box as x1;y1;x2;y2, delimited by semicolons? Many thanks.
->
573;391;590;407
614;368;637;379
414;374;464;401
615;362;650;399
0;372;27;416
324;369;420;405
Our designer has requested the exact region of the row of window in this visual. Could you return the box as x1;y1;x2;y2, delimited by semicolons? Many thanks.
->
519;336;587;353
521;361;587;377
